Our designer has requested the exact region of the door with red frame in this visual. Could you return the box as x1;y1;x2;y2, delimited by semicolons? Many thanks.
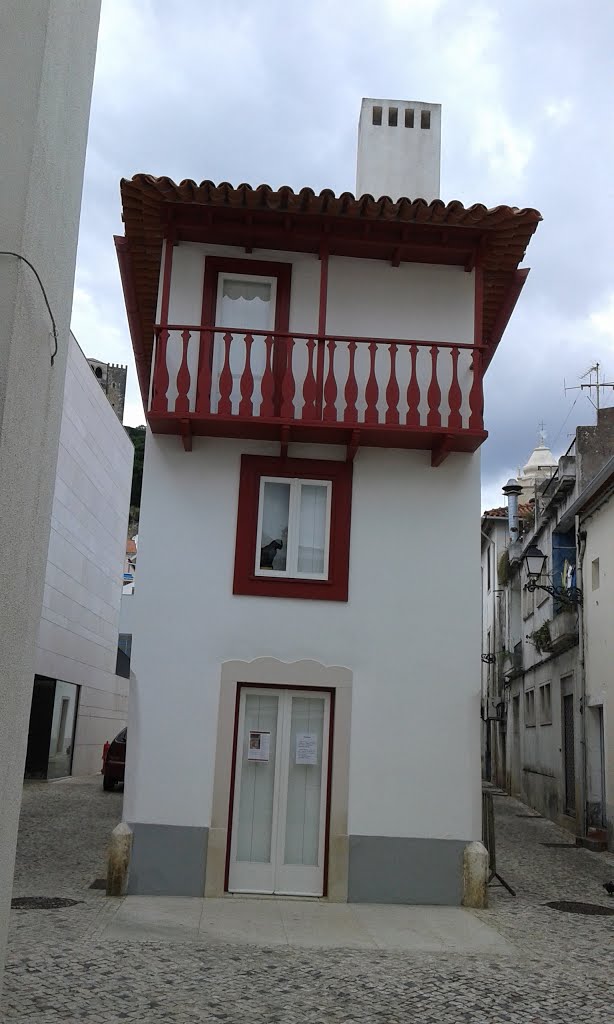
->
228;688;331;896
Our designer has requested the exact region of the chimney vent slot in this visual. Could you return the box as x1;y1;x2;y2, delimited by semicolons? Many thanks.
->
404;108;415;128
388;106;398;127
372;105;382;126
421;109;431;130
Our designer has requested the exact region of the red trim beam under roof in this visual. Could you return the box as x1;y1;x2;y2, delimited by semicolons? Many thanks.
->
117;176;542;406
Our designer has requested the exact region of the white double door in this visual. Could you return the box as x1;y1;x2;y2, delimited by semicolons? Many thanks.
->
228;688;331;897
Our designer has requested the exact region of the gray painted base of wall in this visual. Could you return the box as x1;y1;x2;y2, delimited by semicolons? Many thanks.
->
348;836;466;905
127;823;208;896
125;826;465;904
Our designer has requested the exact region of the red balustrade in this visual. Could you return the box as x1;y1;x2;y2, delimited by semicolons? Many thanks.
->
150;325;484;447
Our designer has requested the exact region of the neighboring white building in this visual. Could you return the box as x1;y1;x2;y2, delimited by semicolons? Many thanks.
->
578;456;614;849
23;335;133;779
115;98;540;902
481;409;614;849
480;500;532;785
0;0;101;983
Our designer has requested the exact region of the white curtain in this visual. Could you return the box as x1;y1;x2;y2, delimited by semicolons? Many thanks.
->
297;484;327;574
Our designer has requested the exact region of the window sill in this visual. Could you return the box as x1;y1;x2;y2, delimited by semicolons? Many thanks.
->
233;574;348;602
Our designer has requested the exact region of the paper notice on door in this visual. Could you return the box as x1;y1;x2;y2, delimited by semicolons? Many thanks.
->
247;730;271;762
296;732;318;765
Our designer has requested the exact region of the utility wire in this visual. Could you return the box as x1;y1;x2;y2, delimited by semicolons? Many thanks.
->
0;252;58;365
551;395;578;449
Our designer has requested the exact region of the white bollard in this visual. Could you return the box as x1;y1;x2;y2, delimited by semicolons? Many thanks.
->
462;840;489;909
107;822;133;897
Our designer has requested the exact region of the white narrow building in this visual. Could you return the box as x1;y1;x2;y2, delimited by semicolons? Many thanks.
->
115;98;540;902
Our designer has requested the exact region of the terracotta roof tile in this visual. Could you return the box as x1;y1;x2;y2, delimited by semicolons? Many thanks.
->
482;502;534;519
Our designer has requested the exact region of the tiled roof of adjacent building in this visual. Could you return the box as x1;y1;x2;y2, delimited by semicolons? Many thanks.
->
482;503;534;519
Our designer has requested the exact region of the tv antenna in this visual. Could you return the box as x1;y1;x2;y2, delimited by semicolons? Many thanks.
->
564;362;614;416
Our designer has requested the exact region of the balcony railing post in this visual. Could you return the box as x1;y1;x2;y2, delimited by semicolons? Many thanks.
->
343;340;358;423
406;344;420;426
238;333;254;417
175;329;192;415
426;345;442;428
365;341;379;424
151;328;169;413
385;343;400;425
195;327;213;415
447;346;463;430
260;335;275;417
323;338;338;422
280;336;295;419
302;337;317;420
218;332;233;416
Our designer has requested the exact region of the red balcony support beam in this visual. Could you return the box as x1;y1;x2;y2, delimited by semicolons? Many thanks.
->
431;434;454;467
150;236;174;413
315;246;329;415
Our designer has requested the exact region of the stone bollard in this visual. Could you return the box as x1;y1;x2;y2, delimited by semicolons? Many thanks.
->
462;840;489;909
107;822;133;897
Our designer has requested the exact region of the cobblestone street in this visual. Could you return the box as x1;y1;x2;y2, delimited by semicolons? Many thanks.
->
3;777;614;1023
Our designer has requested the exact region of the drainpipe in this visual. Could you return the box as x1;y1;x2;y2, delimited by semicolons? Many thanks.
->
480;526;495;782
576;514;587;839
501;479;523;792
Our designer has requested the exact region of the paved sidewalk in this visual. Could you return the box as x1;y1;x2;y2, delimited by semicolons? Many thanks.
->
97;894;510;952
3;777;614;1023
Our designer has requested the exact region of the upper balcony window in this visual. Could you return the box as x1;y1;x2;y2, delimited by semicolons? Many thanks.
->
213;273;277;408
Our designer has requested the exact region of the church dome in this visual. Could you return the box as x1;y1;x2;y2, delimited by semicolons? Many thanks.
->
521;443;558;479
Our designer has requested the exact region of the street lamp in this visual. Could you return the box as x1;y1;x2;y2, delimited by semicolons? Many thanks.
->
524;544;547;579
522;544;582;606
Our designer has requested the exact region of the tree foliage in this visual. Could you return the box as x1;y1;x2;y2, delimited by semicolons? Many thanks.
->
125;425;146;521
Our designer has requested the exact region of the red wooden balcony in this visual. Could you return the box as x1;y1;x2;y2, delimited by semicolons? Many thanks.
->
148;325;486;463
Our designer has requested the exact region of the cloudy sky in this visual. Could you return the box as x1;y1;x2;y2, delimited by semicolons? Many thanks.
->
72;0;614;509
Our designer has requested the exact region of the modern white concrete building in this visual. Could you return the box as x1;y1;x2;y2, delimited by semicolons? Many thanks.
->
24;335;133;780
115;98;540;902
0;0;101;985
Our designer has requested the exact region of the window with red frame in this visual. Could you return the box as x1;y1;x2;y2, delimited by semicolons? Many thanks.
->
233;456;352;601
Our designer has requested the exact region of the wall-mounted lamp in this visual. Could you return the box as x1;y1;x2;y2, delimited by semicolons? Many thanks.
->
523;544;582;606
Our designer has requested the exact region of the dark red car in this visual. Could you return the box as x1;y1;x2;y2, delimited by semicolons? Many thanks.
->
102;728;126;790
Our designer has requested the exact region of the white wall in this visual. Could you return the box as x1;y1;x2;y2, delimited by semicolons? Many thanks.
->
158;242;475;428
583;499;613;842
124;433;482;845
0;0;100;981
35;336;134;775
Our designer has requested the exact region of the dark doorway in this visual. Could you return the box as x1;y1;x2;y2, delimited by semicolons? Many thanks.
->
562;693;576;814
24;677;56;778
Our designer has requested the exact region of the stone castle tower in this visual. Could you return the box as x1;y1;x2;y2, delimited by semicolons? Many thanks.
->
87;359;127;423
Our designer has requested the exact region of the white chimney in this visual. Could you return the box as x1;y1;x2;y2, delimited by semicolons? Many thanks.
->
356;98;441;202
502;478;523;545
